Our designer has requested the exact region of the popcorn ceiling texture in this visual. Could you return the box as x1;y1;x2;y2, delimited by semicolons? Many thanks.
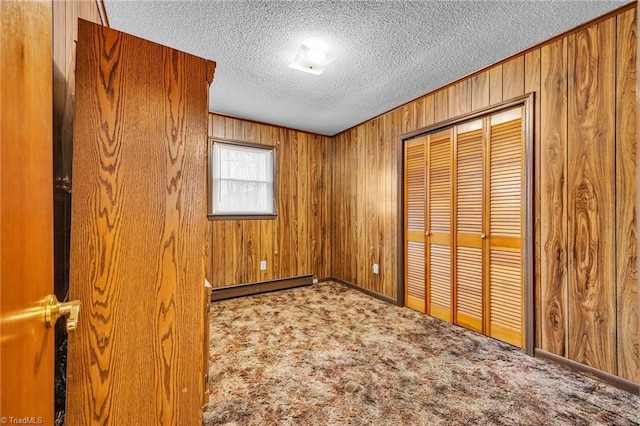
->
104;0;628;136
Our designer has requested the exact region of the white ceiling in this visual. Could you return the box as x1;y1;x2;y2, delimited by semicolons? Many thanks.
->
104;0;630;136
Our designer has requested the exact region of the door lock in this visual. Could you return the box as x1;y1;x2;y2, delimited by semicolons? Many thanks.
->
44;295;80;332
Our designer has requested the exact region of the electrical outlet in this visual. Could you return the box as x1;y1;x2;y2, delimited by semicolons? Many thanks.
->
260;260;267;271
373;263;379;275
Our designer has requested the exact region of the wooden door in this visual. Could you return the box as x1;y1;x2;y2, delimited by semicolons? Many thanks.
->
66;20;215;425
0;0;55;422
454;119;484;332
486;108;525;347
404;137;427;312
426;129;453;323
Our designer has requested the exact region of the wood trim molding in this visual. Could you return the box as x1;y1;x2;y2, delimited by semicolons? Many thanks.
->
636;1;640;392
332;277;400;306
211;275;313;301
535;349;640;395
400;93;534;142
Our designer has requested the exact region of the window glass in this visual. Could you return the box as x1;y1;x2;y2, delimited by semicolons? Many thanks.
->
209;141;276;217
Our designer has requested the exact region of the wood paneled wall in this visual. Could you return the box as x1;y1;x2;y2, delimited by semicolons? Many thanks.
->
331;6;638;382
206;114;332;287
52;0;103;301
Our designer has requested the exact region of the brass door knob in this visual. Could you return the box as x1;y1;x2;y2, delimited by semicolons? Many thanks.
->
480;233;487;240
44;294;80;332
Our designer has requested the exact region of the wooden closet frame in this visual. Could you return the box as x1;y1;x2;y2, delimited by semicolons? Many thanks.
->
397;93;535;355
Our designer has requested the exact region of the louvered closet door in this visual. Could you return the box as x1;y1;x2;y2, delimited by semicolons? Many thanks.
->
487;107;524;348
404;137;426;312
454;120;484;332
426;129;453;323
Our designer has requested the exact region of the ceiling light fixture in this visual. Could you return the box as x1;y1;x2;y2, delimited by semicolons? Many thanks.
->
288;43;335;76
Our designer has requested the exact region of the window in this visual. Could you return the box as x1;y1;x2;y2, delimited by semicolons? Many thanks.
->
208;140;276;219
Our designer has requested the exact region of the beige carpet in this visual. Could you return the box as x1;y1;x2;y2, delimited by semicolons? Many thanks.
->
203;281;639;425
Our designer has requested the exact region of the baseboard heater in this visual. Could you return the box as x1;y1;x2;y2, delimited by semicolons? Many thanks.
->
211;275;313;302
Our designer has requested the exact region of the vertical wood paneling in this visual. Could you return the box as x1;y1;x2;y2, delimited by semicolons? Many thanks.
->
259;125;276;282
525;48;542;348
348;127;358;283
309;133;321;279
355;125;366;286
390;112;400;299
52;0;103;347
424;94;435;127
207;115;332;287
540;39;569;356
471;70;490;111
297;132;309;276
380;114;392;294
489;64;503;105
567;21;616;374
449;79;472;117
416;97;427;129
434;88;449;123
616;8;639;382
243;121;260;283
326;6;636;381
384;111;398;297
502;56;525;100
367;120;380;289
321;135;332;277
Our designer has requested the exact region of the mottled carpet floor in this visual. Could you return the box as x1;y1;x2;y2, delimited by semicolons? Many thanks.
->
203;282;639;425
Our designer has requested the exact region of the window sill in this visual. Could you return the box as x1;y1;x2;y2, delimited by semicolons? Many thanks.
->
207;214;277;221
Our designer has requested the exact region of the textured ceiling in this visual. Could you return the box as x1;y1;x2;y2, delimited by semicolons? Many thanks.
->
104;0;630;136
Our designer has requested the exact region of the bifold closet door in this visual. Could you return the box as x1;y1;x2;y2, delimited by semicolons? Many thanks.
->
487;108;524;348
426;129;453;323
454;120;484;333
404;137;427;312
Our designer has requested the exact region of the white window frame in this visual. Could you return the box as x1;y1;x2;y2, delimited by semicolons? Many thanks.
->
208;139;277;219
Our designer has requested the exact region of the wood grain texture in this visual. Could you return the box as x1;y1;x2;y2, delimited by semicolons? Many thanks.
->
52;0;104;343
637;4;640;386
471;70;490;111
489;64;503;105
242;121;261;284
424;94;435;127
502;56;525;100
434;89;449;123
524;48;542;348
67;20;214;425
207;114;332;287
540;39;569;356
367;120;380;291
355;125;367;287
616;8;639;383
567;20;617;374
448;79;472;118
327;6;635;381
1;0;54;421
